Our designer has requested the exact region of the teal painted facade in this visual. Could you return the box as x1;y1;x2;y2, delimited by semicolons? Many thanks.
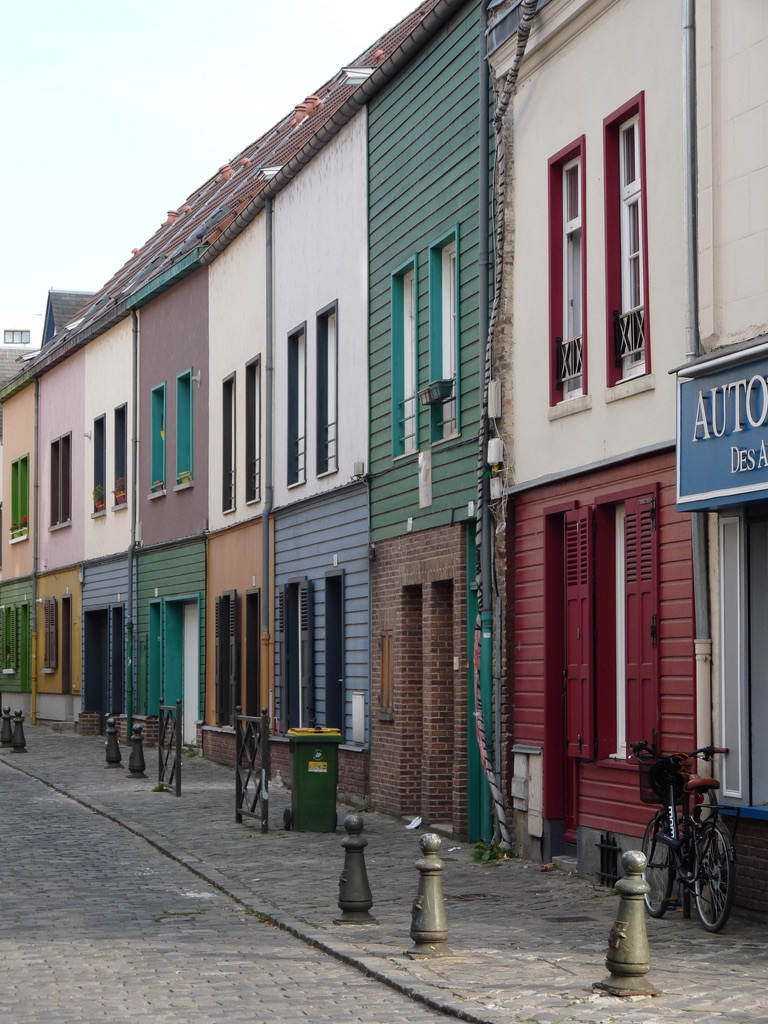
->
135;539;206;727
368;0;486;540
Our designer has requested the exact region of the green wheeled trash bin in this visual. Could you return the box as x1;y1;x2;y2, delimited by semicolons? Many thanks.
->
286;727;344;831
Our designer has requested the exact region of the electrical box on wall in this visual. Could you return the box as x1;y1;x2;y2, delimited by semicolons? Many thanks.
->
487;437;503;465
488;379;502;419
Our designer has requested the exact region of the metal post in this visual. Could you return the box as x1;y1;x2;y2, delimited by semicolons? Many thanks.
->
0;706;12;746
594;850;658;997
174;698;182;797
11;710;27;753
105;716;122;768
127;722;147;778
407;833;452;958
335;813;376;925
261;707;270;834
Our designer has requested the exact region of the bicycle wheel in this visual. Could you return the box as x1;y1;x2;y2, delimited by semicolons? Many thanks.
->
641;813;673;917
694;819;735;932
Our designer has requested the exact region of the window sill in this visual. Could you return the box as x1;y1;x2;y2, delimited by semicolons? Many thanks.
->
41;667;55;675
317;467;339;480
112;502;128;512
148;489;166;500
594;757;635;770
49;520;71;532
174;480;193;492
377;709;394;722
9;534;29;545
548;394;592;420
91;509;106;520
393;451;417;464
605;373;655;403
245;497;260;506
432;431;461;446
287;479;306;490
222;505;236;515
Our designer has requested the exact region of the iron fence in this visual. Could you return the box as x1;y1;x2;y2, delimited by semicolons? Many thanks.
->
235;706;270;832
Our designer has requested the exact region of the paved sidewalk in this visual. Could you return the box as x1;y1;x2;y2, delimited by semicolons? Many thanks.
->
2;725;768;1024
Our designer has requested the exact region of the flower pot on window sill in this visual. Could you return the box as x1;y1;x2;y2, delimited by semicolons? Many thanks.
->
418;379;454;406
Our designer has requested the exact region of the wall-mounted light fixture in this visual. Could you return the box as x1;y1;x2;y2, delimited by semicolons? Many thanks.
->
192;370;202;387
83;430;92;440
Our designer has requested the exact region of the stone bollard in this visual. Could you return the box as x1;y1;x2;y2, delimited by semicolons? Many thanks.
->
335;813;377;925
407;832;452;958
127;723;147;778
1;706;12;746
11;710;27;753
105;717;122;769
594;850;658;997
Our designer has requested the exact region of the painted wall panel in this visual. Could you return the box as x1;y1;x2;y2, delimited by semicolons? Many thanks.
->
138;269;209;547
368;2;485;543
83;318;133;561
273;484;369;740
38;349;86;572
273;111;369;508
207;216;267;532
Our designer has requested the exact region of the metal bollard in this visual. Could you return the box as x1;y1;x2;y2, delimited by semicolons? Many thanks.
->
105;717;122;768
1;706;12;746
335;813;377;925
406;832;452;958
127;723;147;778
11;710;27;753
594;850;658;997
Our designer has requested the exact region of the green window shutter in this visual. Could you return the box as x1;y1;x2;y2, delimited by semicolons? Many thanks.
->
151;384;166;490
176;369;193;484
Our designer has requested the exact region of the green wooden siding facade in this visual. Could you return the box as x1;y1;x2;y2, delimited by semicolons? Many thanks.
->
0;577;33;694
368;0;485;542
135;539;206;717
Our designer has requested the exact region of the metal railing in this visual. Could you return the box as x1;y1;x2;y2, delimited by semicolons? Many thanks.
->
613;306;645;372
556;334;583;394
159;699;182;797
235;706;270;832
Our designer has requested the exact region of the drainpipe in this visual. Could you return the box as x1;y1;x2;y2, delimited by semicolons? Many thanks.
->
477;0;495;842
683;0;712;747
31;377;40;723
126;309;139;734
262;199;274;717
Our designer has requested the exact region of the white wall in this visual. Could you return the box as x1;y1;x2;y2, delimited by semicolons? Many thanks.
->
493;0;686;487
272;109;369;508
83;318;133;562
207;210;267;533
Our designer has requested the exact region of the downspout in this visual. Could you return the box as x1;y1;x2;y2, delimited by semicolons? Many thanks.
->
126;308;139;734
474;0;537;847
262;199;274;718
31;378;40;723
683;0;712;747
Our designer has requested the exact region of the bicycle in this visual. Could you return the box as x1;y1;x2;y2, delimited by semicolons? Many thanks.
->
630;740;736;933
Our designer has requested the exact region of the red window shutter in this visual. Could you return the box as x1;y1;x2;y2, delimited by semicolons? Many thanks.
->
624;494;659;750
564;506;594;759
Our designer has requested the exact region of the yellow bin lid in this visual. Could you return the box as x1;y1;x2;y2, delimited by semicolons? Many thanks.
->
287;727;342;736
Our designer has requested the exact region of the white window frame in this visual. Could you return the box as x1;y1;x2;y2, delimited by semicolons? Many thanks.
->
562;156;583;399
619;115;644;379
440;243;457;437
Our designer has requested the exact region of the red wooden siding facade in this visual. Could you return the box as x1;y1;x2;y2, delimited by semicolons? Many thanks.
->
506;450;695;841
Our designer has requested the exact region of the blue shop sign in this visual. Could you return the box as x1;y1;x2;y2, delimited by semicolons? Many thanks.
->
677;349;768;510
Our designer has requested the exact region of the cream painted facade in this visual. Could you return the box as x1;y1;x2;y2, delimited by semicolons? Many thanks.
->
697;0;768;351
207;215;267;533
83;317;134;562
272;109;369;508
491;0;686;487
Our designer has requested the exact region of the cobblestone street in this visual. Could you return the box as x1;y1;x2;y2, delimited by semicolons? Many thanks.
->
3;727;768;1023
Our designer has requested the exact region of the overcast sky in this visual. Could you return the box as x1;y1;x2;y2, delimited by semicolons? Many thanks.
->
1;0;420;317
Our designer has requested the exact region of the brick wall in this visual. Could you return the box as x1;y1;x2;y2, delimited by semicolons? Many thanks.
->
370;523;469;837
729;817;768;918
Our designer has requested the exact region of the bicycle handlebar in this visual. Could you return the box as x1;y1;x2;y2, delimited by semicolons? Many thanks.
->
630;740;729;761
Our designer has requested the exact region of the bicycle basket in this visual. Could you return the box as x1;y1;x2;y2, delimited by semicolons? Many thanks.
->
638;753;691;804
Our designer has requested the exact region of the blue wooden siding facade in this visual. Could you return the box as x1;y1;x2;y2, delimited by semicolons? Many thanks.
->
273;484;369;741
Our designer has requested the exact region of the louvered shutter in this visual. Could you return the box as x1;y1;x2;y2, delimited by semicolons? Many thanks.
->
275;587;285;731
564;506;594;759
299;579;314;725
624;494;659;751
214;596;222;724
227;590;239;727
46;598;58;671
